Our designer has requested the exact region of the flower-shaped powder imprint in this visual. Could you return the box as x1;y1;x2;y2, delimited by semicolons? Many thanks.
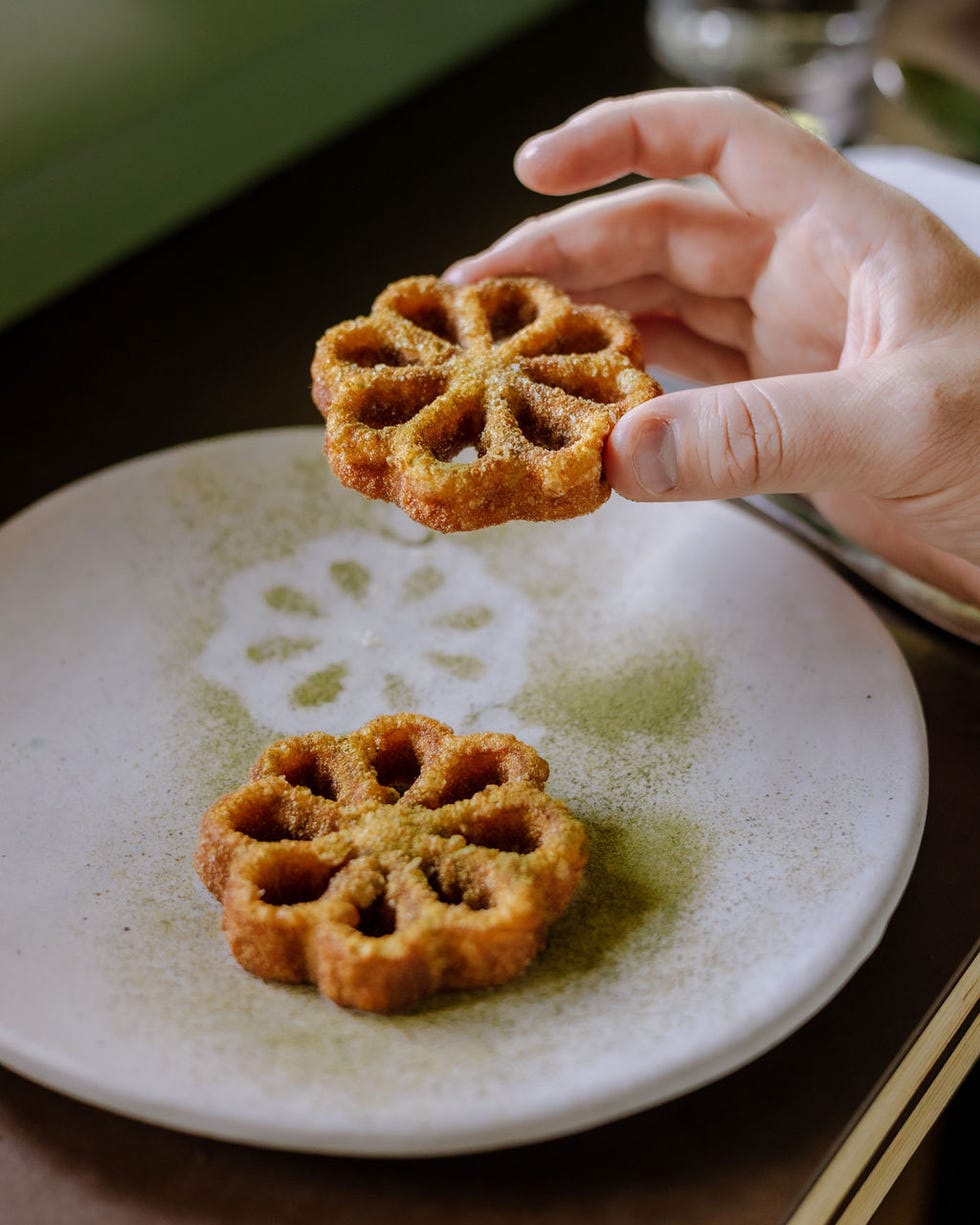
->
197;531;535;735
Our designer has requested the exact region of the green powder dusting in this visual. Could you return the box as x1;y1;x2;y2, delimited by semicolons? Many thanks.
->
330;559;371;600
179;677;280;808
538;810;707;981
147;437;725;1069
384;672;419;710
434;605;494;631
168;443;390;579
264;585;320;616
515;641;713;750
291;664;348;707
426;651;486;681
412;808;708;1018
402;565;445;601
245;635;318;663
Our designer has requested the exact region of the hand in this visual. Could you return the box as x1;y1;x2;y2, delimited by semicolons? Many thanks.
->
445;88;980;606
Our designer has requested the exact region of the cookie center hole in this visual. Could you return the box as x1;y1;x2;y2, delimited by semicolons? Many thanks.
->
356;889;398;937
424;866;492;911
354;372;446;429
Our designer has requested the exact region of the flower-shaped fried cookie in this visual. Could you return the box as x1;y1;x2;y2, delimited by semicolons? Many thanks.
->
310;276;662;531
196;714;588;1012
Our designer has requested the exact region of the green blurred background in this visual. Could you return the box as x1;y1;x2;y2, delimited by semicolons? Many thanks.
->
0;0;573;331
5;0;977;334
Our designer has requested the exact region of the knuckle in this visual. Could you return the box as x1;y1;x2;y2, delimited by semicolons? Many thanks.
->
702;382;787;492
523;216;571;278
894;350;974;472
922;377;963;436
504;214;554;270
585;94;620;114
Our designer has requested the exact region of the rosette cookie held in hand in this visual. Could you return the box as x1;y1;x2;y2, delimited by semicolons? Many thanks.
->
196;714;588;1012
310;276;661;531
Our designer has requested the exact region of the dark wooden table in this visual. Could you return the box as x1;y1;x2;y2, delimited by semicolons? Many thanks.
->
2;2;977;1221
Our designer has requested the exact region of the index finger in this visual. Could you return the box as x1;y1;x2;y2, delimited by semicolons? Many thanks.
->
516;87;850;224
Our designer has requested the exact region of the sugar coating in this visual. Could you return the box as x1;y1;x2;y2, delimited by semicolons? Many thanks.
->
196;713;588;1013
310;276;662;532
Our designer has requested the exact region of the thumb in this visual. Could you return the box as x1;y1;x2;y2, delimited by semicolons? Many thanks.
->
605;364;910;502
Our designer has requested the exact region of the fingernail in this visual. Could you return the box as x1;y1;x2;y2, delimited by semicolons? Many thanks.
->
442;263;467;285
632;419;677;494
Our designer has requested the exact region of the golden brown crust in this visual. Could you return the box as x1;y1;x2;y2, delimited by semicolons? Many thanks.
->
195;713;588;1013
310;276;661;532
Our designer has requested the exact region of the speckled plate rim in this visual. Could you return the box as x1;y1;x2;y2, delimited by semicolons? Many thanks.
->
0;428;929;1157
0;859;924;1160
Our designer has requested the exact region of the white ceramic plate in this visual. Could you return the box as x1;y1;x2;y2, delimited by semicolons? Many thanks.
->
0;427;927;1156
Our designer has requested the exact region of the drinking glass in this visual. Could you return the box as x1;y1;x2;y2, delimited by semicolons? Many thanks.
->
646;0;888;144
